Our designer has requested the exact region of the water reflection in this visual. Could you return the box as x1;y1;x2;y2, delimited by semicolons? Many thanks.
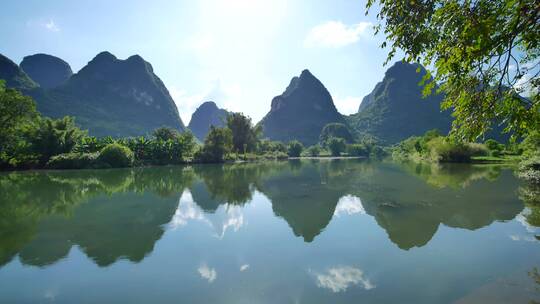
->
0;159;530;269
313;266;375;292
518;183;540;242
352;162;524;249
334;195;366;217
198;264;217;283
169;190;245;238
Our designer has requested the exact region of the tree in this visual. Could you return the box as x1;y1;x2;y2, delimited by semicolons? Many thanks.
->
327;137;346;156
484;139;504;155
319;123;354;146
257;139;287;154
520;130;540;158
29;116;86;164
0;80;38;166
197;126;233;162
306;145;321;157
346;144;369;157
226;112;260;153
367;0;539;141
287;140;304;157
152;126;180;141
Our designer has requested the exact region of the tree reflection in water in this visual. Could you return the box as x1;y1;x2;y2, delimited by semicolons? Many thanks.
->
0;159;531;268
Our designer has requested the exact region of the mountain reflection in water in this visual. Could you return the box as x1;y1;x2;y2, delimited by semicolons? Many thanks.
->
0;159;531;269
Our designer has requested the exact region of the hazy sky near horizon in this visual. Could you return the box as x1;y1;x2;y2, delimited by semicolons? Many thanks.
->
0;0;396;124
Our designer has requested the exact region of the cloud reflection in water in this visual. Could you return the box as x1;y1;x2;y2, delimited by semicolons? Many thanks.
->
168;190;244;238
314;266;375;293
198;264;217;283
334;195;366;217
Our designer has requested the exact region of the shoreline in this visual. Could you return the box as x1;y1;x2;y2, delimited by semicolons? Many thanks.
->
0;156;370;172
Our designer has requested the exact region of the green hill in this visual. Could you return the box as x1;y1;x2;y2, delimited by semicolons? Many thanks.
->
20;53;73;89
187;101;229;141
346;61;452;144
1;52;185;137
259;69;345;146
0;54;38;90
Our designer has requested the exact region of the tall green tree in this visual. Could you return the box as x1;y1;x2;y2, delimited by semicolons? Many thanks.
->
319;123;354;146
287;140;304;157
327;137;346;156
226;112;261;153
152;126;181;141
367;0;539;141
0;80;38;166
197;126;233;162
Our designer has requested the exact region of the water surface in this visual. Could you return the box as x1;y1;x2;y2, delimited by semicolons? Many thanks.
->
0;160;538;303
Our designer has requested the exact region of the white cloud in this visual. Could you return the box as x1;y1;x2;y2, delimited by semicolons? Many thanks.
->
44;19;60;32
513;73;538;97
314;266;375;293
334;195;366;217
304;21;372;48
169;87;207;125
198;264;217;283
333;96;362;115
240;264;250;272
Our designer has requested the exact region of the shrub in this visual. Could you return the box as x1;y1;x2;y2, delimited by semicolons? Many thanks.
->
122;132;196;165
306;145;321;157
287;140;304;157
490;149;502;157
46;152;99;169
328;137;346;156
274;151;289;160
428;138;487;162
98;143;134;168
484;139;503;151
370;145;386;158
520;131;540;158
518;154;540;184
346;144;369;157
484;139;504;156
259;151;286;160
468;143;489;156
258;139;287;154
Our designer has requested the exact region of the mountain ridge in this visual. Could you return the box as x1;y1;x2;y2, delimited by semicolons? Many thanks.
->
259;69;345;145
0;52;185;137
0;54;38;90
20;54;73;89
188;101;229;141
346;61;453;144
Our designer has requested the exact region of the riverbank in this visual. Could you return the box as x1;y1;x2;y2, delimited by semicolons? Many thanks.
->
470;155;522;164
0;155;372;172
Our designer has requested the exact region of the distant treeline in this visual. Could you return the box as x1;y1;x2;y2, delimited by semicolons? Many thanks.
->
392;129;540;185
0;81;384;171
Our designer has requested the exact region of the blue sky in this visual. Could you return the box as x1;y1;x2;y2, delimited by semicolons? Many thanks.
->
0;0;395;124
